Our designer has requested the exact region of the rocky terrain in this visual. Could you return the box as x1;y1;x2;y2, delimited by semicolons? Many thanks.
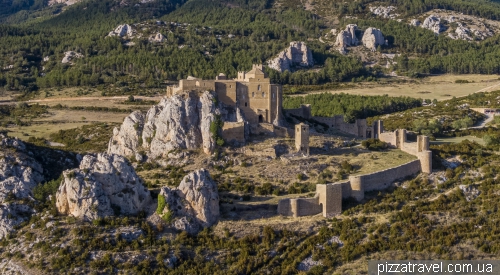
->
332;24;384;53
61;51;83;64
108;91;244;160
55;153;152;221
156;169;219;234
267;41;314;72
0;135;44;239
107;24;135;38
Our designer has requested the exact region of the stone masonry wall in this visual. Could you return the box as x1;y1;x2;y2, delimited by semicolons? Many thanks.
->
221;122;245;143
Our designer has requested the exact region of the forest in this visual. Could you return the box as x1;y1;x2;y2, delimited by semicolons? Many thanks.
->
283;93;422;121
2;0;500;94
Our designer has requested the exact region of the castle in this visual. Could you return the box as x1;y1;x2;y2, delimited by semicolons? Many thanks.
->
278;121;433;218
167;65;433;219
167;64;284;127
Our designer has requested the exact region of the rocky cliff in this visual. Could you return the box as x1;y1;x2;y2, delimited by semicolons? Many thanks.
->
0;135;44;239
335;24;358;53
362;27;385;51
55;153;152;221
108;91;231;159
267;41;314;72
156;169;219;234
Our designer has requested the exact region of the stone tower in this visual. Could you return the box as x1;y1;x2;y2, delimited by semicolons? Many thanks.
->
295;123;309;155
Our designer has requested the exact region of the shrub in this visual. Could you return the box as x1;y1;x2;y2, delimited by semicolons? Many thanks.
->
361;138;388;151
156;194;166;215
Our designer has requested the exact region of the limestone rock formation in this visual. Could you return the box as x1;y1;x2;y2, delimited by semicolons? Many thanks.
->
0;204;33;239
410;19;421;27
362;27;385;51
108;24;134;38
157;169;219;234
55;153;151;221
0;135;44;239
149;33;166;43
61;51;83;64
267;41;314;72
449;23;472;40
422;15;443;34
334;24;358;53
369;6;398;19
108;91;228;158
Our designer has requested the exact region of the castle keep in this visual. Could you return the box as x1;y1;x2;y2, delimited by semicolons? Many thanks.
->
167;64;284;127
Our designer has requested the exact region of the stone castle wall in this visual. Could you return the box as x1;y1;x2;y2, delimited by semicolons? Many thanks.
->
221;122;246;143
278;159;422;218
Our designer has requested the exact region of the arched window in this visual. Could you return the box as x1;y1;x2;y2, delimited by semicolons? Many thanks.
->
262;92;265;98
252;92;255;98
258;85;261;91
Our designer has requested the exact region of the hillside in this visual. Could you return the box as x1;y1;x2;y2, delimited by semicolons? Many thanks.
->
1;0;500;100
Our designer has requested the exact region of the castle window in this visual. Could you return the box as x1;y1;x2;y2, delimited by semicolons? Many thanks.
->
252;92;255;98
245;102;247;107
258;85;261;91
262;92;265;97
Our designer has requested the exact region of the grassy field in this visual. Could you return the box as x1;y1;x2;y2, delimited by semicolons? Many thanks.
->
4;109;128;141
431;135;486;146
301;74;500;101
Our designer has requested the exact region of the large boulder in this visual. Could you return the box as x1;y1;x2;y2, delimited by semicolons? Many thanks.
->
267;41;314;72
108;91;223;159
157;169;219;234
108;24;134;37
55;153;151;221
362;27;385;51
422;15;443;34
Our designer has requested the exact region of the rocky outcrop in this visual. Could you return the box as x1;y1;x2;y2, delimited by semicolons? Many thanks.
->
157;169;219;234
55;153;151;221
267;41;314;72
422;15;443;34
62;51;83;64
369;6;398;19
362;27;385;51
410;19;421;27
459;185;480;202
334;24;359;53
0;204;33;239
449;23;472;40
0;135;44;239
149;33;165;43
108;24;134;38
108;91;226;159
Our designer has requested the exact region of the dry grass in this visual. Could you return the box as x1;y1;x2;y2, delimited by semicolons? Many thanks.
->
432;135;485;146
300;75;500;101
4;109;128;141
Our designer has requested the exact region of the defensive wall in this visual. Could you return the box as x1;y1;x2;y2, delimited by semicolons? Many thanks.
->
284;104;375;138
278;118;433;218
277;160;422;217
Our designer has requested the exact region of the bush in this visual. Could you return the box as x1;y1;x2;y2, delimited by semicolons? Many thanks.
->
156;194;166;215
361;138;388;151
